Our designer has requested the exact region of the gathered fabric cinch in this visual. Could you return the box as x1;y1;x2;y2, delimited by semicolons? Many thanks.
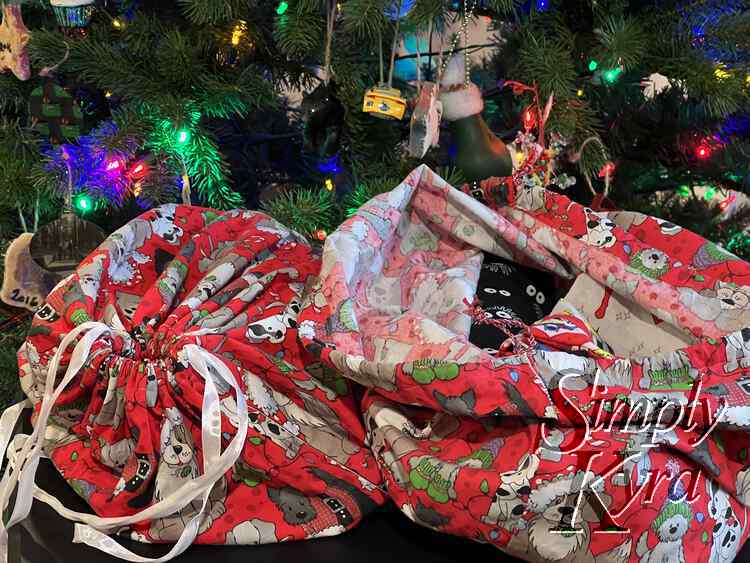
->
296;165;750;563
1;205;384;561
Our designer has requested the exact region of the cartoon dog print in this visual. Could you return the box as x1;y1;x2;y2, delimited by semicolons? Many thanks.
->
679;281;750;335
506;470;632;563
707;479;745;563
220;395;303;459
100;204;183;285
116;291;141;321
636;500;691;563
724;328;750;374
578;209;618;249
225;519;279;545
267;468;378;539
156;408;198;489
149;407;227;541
272;390;361;465
482;453;539;526
99;438;135;471
150;204;183;244
76;254;106;300
245;298;301;344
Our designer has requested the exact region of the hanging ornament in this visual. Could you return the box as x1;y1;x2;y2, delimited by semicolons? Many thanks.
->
407;18;442;159
363;0;407;120
301;0;345;157
302;82;344;157
49;0;96;36
1;233;62;312
29;79;85;144
438;2;512;183
29;151;106;276
408;81;442;158
30;198;105;275
363;86;407;120
0;3;31;81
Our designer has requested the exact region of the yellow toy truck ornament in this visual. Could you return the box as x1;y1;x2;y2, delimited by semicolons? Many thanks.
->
362;86;407;120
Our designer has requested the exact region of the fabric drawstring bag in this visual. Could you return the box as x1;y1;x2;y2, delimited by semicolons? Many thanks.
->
0;205;384;561
296;165;750;562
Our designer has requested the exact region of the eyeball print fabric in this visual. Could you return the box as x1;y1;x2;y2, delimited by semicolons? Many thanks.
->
297;165;750;563
15;205;385;554
469;254;558;352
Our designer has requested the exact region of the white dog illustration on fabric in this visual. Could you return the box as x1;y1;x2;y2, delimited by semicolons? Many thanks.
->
149;407;227;541
225;518;279;545
100;204;184;285
578;209;617;249
706;479;746;563
482;453;539;526
636;500;691;563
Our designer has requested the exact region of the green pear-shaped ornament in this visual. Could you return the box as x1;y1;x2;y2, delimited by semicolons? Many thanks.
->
439;56;512;183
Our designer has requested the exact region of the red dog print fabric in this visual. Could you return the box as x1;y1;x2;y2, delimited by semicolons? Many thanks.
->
3;164;750;563
297;165;750;563
2;206;384;561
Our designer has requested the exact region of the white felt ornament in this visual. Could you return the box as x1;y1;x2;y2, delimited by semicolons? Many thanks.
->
1;233;61;311
0;4;31;81
408;82;442;158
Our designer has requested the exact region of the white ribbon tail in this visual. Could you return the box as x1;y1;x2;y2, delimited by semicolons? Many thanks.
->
0;320;248;563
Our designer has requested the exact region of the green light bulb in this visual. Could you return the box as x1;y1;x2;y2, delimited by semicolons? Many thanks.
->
177;129;190;145
75;195;92;211
588;60;598;71
276;1;288;14
705;187;716;201
604;69;620;83
677;185;690;197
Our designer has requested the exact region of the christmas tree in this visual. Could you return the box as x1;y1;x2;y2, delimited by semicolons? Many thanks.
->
0;0;748;404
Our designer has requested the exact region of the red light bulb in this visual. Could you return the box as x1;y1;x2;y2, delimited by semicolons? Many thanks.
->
598;161;616;178
696;145;711;159
129;161;149;179
523;107;536;131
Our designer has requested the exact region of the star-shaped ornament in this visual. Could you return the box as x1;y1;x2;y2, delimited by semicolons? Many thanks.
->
0;4;30;81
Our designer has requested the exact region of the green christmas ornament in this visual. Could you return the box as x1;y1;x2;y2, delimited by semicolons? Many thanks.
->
439;56;512;183
29;79;85;144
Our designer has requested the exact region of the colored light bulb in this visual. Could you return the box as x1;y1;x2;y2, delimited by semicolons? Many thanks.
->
325;178;334;191
105;158;123;172
75;194;92;211
276;1;288;15
577;88;584;97
588;60;598;72
177;129;190;145
231;20;247;46
696;144;711;159
112;18;122;29
604;68;621;83
677;185;690;197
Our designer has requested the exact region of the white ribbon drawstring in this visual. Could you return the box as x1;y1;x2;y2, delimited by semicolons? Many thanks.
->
0;322;248;562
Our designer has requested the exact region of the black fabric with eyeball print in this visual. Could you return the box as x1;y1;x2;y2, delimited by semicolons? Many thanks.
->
469;253;559;353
